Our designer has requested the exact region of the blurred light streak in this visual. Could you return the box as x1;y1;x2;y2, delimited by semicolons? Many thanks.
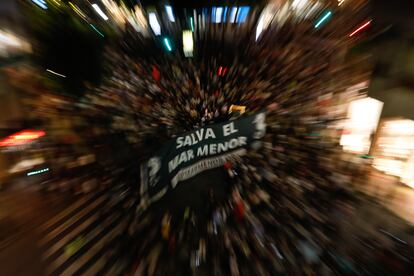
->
190;17;194;32
31;0;47;9
165;5;175;22
129;6;149;34
292;0;308;10
101;0;126;26
402;155;414;189
0;31;21;47
338;0;345;6
46;69;66;78
92;3;109;21
213;7;223;23
0;130;46;147
256;3;276;41
236;7;250;23
303;2;320;19
69;2;86;20
202;9;207;28
222;7;228;22
149;13;161;35
349;20;372;37
27;168;49;176
51;0;61;6
380;229;408;244
90;24;104;37
193;9;197;29
9;158;45;174
314;11;332;28
0;30;31;56
229;7;238;23
163;37;172;51
182;30;193;57
218;66;223;76
256;15;264;41
198;14;202;30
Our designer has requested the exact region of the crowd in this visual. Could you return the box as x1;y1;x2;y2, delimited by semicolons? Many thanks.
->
124;117;413;275
3;8;413;274
126;148;413;275
76;32;411;273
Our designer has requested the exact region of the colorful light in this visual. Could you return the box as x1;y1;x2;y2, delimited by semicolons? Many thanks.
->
229;7;238;23
236;7;250;23
149;13;161;35
183;31;193;57
256;15;265;41
0;130;46;147
27;168;49;176
69;2;86;20
218;66;228;76
92;4;109;21
314;11;332;28
222;7;228;22
213;7;223;23
165;5;175;22
90;24;104;37
164;38;172;51
31;0;47;9
292;0;308;10
349;20;372;37
51;0;61;6
190;17;194;32
46;69;66;78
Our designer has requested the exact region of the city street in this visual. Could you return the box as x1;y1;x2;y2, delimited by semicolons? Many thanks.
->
0;189;80;275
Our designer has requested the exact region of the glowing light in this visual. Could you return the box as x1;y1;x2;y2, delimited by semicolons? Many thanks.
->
256;15;265;41
69;2;86;19
236;7;250;23
149;13;161;35
218;66;223;76
51;0;60;6
292;0;308;10
92;4;109;21
165;5;175;22
0;130;46;147
213;7;223;23
338;0;345;6
314;11;332;28
229;105;246;114
222;7;228;22
373;117;414;188
0;30;23;48
229;7;238;23
90;24;104;37
182;30;193;57
46;69;66;78
340;97;383;154
349;20;372;37
256;3;277;41
163;38;172;51
31;0;47;9
27;168;49;176
193;9;197;30
190;17;194;32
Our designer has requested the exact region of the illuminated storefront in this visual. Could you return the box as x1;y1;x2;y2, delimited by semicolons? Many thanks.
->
372;119;414;188
340;97;383;154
